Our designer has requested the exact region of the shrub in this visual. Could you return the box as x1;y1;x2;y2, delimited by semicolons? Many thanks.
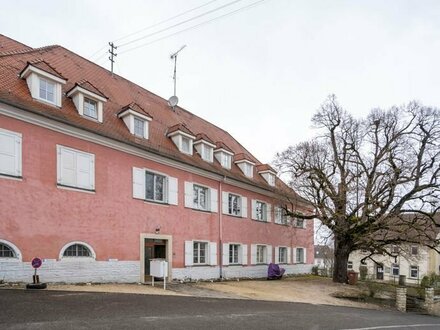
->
312;266;319;276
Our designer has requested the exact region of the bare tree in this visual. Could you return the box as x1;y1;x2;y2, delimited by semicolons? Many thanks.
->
275;95;440;283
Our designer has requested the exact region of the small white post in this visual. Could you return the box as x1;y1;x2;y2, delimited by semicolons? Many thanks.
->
163;262;166;290
152;275;154;287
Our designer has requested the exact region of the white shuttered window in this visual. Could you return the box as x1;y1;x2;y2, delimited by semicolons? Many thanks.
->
0;128;22;177
132;167;178;205
57;145;94;190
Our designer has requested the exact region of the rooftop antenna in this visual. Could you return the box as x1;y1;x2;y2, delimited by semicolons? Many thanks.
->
108;42;117;75
168;45;186;109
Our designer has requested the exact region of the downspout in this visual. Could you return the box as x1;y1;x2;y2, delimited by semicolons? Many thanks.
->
219;176;225;279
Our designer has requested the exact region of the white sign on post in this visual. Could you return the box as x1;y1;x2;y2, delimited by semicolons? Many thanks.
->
150;259;168;290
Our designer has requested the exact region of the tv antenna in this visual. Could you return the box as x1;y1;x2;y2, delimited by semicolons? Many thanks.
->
168;45;186;109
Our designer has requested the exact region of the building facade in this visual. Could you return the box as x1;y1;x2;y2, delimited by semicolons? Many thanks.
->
0;35;313;283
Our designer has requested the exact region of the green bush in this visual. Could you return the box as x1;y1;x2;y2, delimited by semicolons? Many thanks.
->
420;273;440;289
312;266;319;276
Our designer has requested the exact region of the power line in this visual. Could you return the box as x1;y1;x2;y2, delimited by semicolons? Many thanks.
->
88;44;108;60
119;0;267;55
117;0;245;48
113;0;220;43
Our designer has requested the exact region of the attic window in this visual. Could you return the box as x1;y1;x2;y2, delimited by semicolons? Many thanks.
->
167;124;196;155
234;155;255;178
134;117;145;137
118;103;152;140
39;78;55;103
181;136;191;154
194;134;216;163
257;165;277;186
84;98;98;119
214;142;234;169
67;81;107;123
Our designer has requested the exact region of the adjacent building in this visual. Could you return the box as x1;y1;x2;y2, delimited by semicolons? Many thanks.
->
0;34;314;283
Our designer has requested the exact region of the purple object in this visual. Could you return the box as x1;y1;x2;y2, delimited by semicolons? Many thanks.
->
267;263;285;280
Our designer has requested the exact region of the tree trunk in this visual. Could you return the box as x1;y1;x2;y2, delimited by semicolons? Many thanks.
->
333;237;352;283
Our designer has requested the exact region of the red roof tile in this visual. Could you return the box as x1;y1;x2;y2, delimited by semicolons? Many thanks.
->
195;133;215;145
68;80;107;99
119;102;152;119
256;164;276;173
234;153;255;163
167;123;195;137
0;34;32;53
215;141;233;153
21;60;67;81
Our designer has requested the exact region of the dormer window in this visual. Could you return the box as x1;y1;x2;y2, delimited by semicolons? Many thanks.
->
118;103;152;139
167;124;196;155
194;134;216;163
214;142;234;169
20;60;67;107
234;154;255;178
256;164;277;186
67;80;108;123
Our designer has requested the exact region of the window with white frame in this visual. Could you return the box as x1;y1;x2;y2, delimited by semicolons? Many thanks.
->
193;184;209;210
221;153;232;169
39;77;55;103
296;248;305;263
256;245;267;264
411;246;418;256
278;247;287;264
133;117;145;138
275;207;288;225
228;193;241;216
0;128;22;178
63;243;92;257
146;171;166;202
347;261;353;270
295;218;305;228
200;144;213;162
392;264;400;276
229;244;240;264
410;265;419;278
255;201;267;221
83;97;98;119
181;136;191;154
57;145;95;190
0;243;16;258
193;241;208;264
243;162;253;177
268;173;275;186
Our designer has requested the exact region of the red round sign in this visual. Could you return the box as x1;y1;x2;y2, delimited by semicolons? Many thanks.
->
31;258;42;269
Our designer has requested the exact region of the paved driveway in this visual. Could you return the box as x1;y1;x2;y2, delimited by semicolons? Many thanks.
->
1;289;440;330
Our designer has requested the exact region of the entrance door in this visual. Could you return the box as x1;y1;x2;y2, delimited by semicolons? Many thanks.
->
144;239;167;282
376;264;384;280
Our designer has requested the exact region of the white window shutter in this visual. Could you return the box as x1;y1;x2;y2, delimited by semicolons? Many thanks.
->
210;188;218;213
251;200;257;219
293;248;297;264
241;197;248;218
184;181;193;208
222;243;229;266
76;152;94;190
303;248;307;264
274;246;279;264
209;242;217;266
241;244;248;265
267;245;272;264
0;130;21;176
303;219;307;228
222;191;229;214
251;244;257;265
184;241;193;266
15;135;22;176
132;167;146;199
59;147;76;186
266;204;272;222
168;176;178;205
287;247;291;264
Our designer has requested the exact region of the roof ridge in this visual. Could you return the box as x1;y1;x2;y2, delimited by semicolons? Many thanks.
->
0;45;60;57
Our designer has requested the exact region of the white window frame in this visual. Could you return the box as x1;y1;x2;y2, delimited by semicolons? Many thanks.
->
392;263;400;276
229;244;240;265
83;97;98;120
193;241;208;265
59;241;96;260
221;153;231;169
201;144;213;162
145;170;167;203
255;201;267;221
193;184;209;211
409;265;419;279
243;162;253;177
0;239;22;261
256;245;267;264
38;77;56;104
181;136;192;154
0;128;22;178
228;193;242;216
275;207;288;225
295;218;305;228
278;247;288;264
133;117;145;138
296;247;305;263
56;145;95;191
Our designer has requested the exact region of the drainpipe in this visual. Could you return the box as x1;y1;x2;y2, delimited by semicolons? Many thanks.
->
218;177;225;279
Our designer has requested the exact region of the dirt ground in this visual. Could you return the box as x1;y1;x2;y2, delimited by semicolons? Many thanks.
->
39;276;382;309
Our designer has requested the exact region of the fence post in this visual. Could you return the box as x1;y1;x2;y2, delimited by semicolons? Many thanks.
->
425;288;434;314
396;287;407;312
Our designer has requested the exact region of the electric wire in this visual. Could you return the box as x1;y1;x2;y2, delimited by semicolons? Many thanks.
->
117;0;245;48
118;0;267;55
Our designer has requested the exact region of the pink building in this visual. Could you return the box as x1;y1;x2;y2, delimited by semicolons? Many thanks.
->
0;34;313;283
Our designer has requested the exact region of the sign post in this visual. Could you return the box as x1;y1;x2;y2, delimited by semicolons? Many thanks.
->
31;257;42;284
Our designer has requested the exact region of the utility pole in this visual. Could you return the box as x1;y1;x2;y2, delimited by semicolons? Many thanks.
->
108;42;117;75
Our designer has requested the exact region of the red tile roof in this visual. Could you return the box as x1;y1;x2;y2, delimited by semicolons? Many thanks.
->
119;102;152;119
215;141;233;153
21;59;67;81
167;123;195;137
234;153;255;163
256;164;277;173
68;80;107;99
195;133;215;145
0;34;32;53
0;35;302;200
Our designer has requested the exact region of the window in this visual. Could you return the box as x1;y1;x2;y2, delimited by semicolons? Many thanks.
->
83;98;98;119
39;77;55;103
391;245;399;254
295;218;305;228
193;185;208;210
63;244;92;257
256;201;267;221
243;162;253;177
200;144;213;162
278;247;287;264
228;194;242;216
0;128;22;178
410;265;419;278
275;207;288;225
347;261;353;270
296;248;305;263
229;244;240;264
57;145;95;190
146;171;166;202
256;245;267;264
133;117;145;138
392;264;400;276
193;241;207;264
221;153;232;169
268;174;275;186
181;136;191;154
411;246;418;256
0;243;16;258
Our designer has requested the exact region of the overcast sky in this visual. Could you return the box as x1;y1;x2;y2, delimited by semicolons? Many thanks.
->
1;0;440;165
